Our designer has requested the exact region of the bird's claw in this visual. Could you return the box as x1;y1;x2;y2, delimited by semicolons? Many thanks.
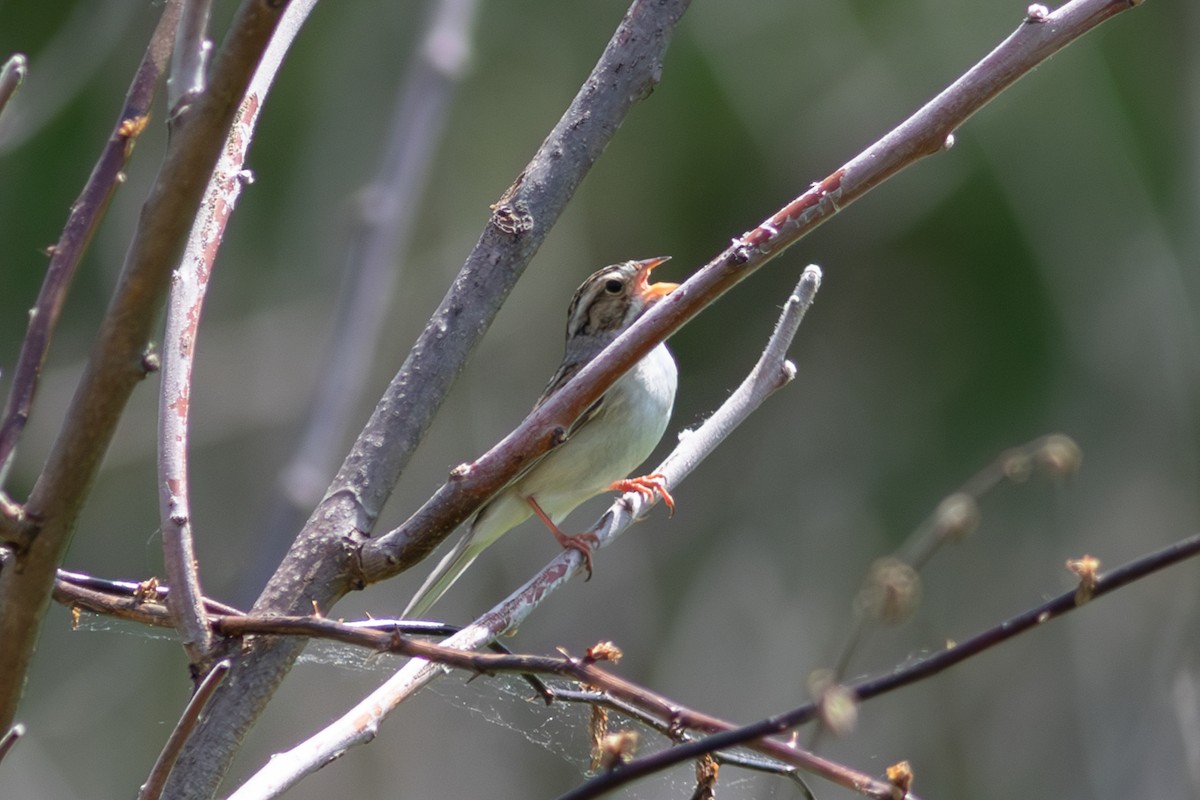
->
610;473;675;516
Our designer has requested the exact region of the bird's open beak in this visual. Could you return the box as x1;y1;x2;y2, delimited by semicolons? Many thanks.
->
634;256;678;301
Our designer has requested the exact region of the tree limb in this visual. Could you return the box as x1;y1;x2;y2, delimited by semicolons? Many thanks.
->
358;0;1142;584
0;0;293;740
166;5;693;796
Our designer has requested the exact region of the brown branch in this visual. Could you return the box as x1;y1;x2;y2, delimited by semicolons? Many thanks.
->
357;0;1143;584
224;266;822;798
212;615;896;800
0;0;294;737
137;660;230;800
559;531;1200;800
55;529;1200;798
0;4;178;495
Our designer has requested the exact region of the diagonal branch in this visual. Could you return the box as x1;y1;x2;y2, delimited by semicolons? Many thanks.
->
0;0;296;739
560;530;1200;799
0;6;178;492
358;0;1143;584
224;267;823;799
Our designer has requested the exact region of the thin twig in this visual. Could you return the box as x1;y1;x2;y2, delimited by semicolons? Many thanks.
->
827;434;1082;687
0;2;179;495
224;267;822;800
137;660;231;800
214;614;895;800
0;54;27;123
51;573;554;700
158;0;318;676
56;529;1200;797
559;531;1200;800
358;0;1142;584
0;723;23;765
0;0;296;739
54;571;245;625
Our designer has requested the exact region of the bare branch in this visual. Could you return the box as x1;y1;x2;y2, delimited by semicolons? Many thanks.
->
168;0;214;111
0;54;27;122
224;267;822;799
0;723;23;766
0;0;296;738
158;0;319;678
0;3;179;493
54;570;245;624
56;526;1200;798
137;660;230;800
562;531;1200;800
358;0;1142;583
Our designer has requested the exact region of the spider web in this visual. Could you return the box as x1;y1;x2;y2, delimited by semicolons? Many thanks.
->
77;613;800;798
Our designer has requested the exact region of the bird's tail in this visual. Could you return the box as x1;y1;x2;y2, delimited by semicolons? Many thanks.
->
402;532;484;619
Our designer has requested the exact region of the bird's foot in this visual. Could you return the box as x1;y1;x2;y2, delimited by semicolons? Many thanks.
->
610;473;675;516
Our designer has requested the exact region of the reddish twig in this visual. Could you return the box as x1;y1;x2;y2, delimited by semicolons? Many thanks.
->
358;0;1143;584
0;0;295;739
0;4;179;496
558;531;1200;800
137;660;231;800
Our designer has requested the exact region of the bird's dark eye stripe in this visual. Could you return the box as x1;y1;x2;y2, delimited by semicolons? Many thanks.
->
604;278;623;294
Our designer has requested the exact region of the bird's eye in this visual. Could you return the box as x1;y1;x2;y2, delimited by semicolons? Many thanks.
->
603;278;623;294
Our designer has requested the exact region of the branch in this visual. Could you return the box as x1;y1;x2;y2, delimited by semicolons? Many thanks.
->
0;5;178;492
266;0;480;550
357;0;1142;583
137;660;230;800
0;723;23;766
225;267;822;799
0;54;26;122
55;529;1200;798
561;532;1200;799
168;4;694;795
168;0;214;111
157;0;318;677
0;0;294;738
217;616;900;800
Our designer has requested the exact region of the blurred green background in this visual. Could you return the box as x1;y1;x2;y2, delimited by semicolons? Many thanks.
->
2;1;1198;798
